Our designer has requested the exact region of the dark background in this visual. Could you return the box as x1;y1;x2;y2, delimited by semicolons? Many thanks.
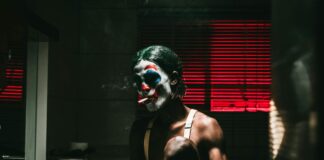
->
1;0;322;159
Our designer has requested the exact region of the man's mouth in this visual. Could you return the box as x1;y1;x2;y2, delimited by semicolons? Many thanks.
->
137;96;156;104
138;89;158;105
138;97;150;104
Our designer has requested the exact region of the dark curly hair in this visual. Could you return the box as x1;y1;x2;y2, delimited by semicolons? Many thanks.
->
132;45;186;98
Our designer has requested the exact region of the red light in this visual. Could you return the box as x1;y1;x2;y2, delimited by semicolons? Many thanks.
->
0;85;24;101
140;19;271;112
181;20;271;112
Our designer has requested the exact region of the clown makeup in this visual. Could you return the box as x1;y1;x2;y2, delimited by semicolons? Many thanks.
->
133;60;172;112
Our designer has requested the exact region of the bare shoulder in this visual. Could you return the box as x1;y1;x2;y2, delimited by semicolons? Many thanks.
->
192;111;227;159
193;111;224;142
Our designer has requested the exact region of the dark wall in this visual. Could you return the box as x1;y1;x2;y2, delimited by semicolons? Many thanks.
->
28;0;138;158
25;0;271;159
271;0;318;159
77;2;138;158
27;0;81;151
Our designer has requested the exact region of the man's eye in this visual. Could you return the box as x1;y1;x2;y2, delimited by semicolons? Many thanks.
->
144;70;161;87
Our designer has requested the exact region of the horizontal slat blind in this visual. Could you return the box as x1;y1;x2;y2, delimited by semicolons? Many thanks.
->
139;19;271;112
209;20;271;112
0;47;25;101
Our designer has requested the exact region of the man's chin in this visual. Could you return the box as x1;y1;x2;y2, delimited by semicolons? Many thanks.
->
145;103;163;112
146;107;159;112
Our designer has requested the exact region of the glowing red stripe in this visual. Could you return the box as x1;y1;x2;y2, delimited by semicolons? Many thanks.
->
183;69;271;72
0;92;22;95
211;107;246;112
210;101;270;106
183;71;271;75
5;72;24;75
211;92;270;95
5;69;24;72
211;96;270;100
209;77;272;79
212;89;270;91
185;82;271;85
5;76;23;79
185;54;270;57
184;57;270;62
208;68;271;71
185;78;271;81
210;82;271;85
181;54;270;57
210;107;270;112
211;95;270;99
210;77;272;80
3;89;23;92
178;47;271;51
6;85;23;89
209;74;272;77
183;64;271;67
0;95;22;99
209;62;270;65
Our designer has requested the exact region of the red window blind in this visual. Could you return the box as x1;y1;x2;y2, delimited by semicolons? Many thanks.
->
0;48;24;101
139;19;271;112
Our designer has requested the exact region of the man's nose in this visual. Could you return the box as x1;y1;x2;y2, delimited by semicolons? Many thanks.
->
141;83;150;92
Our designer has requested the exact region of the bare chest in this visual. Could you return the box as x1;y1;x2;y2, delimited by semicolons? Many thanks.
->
148;121;201;160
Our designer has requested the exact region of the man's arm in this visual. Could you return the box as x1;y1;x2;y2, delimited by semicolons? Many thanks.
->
206;118;227;160
196;115;227;160
209;148;227;160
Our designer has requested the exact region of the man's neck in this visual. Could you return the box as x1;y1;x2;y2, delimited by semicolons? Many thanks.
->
156;98;190;125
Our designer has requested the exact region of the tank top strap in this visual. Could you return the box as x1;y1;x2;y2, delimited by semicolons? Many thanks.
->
183;109;197;139
144;117;156;160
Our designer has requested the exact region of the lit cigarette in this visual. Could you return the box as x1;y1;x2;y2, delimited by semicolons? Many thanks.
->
138;97;149;104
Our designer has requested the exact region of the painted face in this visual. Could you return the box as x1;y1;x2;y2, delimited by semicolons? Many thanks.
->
133;60;172;112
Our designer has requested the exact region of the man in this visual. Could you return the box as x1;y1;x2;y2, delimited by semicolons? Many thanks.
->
130;45;227;160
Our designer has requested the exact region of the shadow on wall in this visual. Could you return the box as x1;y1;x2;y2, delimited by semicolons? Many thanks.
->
271;0;319;159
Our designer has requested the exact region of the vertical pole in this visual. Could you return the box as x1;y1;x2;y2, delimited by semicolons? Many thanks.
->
25;28;48;160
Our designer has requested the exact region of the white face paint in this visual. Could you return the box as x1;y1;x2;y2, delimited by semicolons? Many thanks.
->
133;60;172;112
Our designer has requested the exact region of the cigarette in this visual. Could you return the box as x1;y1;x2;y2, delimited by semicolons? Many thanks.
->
138;97;149;104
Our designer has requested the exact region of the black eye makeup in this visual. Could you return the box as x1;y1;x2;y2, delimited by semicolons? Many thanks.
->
143;70;161;88
133;70;162;91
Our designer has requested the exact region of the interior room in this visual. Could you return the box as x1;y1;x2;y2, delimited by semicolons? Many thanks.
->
1;0;322;159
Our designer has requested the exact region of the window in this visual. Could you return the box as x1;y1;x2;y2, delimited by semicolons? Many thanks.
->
139;18;271;112
0;47;25;102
